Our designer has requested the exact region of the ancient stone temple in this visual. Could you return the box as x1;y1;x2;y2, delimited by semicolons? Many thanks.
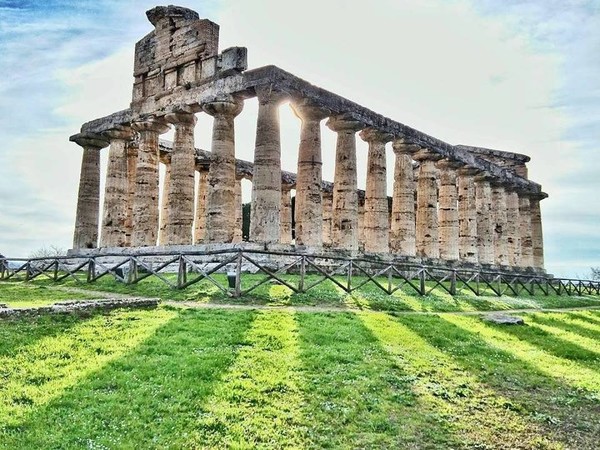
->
70;5;547;273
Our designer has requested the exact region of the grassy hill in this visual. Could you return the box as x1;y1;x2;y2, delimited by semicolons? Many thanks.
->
1;280;599;449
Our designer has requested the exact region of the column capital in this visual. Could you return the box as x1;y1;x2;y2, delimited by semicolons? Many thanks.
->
359;127;393;143
436;158;463;171
290;99;330;122
165;111;198;125
457;166;480;177
474;171;495;182
392;140;420;155
202;96;244;118
255;85;289;105
131;116;170;134
413;148;443;162
326;114;364;133
102;125;135;142
70;132;109;150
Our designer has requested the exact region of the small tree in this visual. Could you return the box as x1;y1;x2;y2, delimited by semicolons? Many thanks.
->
29;245;66;259
591;267;600;281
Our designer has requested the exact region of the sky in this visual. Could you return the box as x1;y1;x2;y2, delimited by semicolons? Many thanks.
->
0;0;598;278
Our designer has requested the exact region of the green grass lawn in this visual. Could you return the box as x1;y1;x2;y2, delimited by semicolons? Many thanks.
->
0;306;599;449
0;282;97;307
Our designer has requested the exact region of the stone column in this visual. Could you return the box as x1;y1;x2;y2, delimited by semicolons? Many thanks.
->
194;168;209;243
326;115;363;252
457;167;478;263
70;132;109;249
390;141;418;256
204;97;244;243
130;118;169;247
250;87;287;244
280;184;293;244
100;126;134;248
530;195;545;269
475;174;494;265
322;191;333;246
158;155;171;245
233;178;243;243
492;183;509;266
414;150;442;259
437;159;461;261
505;189;521;266
358;195;366;249
360;128;392;253
163;111;197;245
291;100;329;247
125;141;138;246
519;194;533;267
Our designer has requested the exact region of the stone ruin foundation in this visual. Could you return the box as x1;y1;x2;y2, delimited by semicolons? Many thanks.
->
69;5;547;275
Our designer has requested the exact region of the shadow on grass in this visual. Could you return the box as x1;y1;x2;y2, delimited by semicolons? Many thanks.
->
1;308;257;449
295;312;460;448
568;312;600;327
393;314;600;449
530;314;600;343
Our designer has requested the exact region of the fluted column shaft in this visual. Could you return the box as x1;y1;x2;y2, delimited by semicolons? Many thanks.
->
390;142;418;256
280;185;293;244
158;157;171;245
130;119;169;247
125;142;138;246
322;192;333;245
327;116;363;252
415;151;441;258
531;197;544;269
437;160;460;261
233;178;243;243
360;129;392;253
194;169;209;243
71;133;108;249
475;176;494;265
100;127;134;247
250;88;287;244
505;190;521;266
204;98;244;243
492;184;509;265
291;101;329;247
358;196;366;249
457;168;478;263
519;195;533;267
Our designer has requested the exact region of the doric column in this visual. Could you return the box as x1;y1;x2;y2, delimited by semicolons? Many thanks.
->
70;132;109;249
530;195;545;269
280;183;293;244
100;126;134;248
358;195;366;249
233;177;243;243
505;189;521;266
519;194;533;267
390;141;418;256
326;115;363;252
158;154;171;245
322;191;333;246
125;141;138;246
163;111;197;245
204;97;244;243
250;87;287;244
492;183;509;266
194;168;209;243
414;150;442;259
291;100;329;247
360;128;392;253
437;159;461;261
475;174;494;265
457;167;478;263
130;118;170;247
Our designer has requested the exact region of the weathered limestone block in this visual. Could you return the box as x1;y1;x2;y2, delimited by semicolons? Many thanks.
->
390;141;418;256
100;126;135;248
233;178;243;243
322;191;333;245
457;167;478;263
204;97;244;243
130;118;170;247
158;155;171;245
358;196;365;249
70;132;109;249
360;128;392;253
291;100;329;247
163;111;197;245
530;196;544;269
125;141;138;246
194;169;209;243
250;87;288;244
280;184;293;244
505;190;521;266
437;159;461;261
475;175;494;265
327;115;363;252
414;150;442;259
519;194;533;267
492;183;509;266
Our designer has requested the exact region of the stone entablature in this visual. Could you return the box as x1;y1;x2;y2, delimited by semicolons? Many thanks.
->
70;5;547;272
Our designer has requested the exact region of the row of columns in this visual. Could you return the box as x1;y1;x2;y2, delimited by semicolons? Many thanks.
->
73;89;544;269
